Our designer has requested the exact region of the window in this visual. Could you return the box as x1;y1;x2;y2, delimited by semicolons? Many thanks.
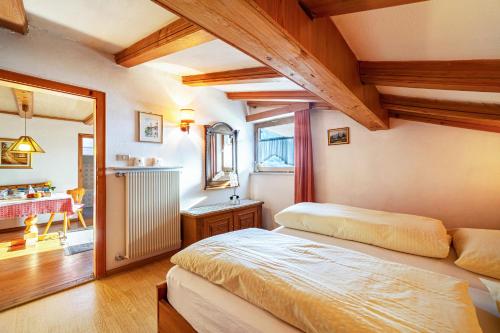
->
254;117;294;172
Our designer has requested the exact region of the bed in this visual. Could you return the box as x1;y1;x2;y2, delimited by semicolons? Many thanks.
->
157;226;500;333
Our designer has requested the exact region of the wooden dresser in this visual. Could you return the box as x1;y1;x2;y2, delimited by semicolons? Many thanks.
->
181;200;263;247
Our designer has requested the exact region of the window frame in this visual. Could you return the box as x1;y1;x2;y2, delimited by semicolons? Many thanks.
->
254;116;295;173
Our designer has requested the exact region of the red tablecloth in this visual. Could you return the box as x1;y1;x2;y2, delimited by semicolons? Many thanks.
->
0;194;74;219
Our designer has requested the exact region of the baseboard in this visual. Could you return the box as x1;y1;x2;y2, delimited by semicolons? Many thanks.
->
105;249;179;277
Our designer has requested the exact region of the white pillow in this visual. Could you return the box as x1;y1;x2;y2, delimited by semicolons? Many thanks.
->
274;203;451;258
453;228;500;280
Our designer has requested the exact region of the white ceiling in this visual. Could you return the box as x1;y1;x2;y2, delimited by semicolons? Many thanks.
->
142;39;263;75
24;0;177;54
21;0;302;93
141;39;303;92
18;0;500;103
333;0;500;105
333;0;500;61
0;83;94;121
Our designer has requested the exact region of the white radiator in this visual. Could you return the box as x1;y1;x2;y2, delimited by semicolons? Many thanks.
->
125;170;181;259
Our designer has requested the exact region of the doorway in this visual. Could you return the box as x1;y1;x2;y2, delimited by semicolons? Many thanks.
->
78;133;94;220
0;69;106;311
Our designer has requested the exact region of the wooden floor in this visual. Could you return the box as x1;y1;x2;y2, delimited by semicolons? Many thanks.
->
0;218;94;311
0;257;174;333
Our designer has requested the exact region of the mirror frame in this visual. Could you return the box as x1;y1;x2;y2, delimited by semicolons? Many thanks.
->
204;122;239;190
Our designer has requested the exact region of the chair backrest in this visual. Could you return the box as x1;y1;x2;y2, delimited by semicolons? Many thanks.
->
67;188;85;204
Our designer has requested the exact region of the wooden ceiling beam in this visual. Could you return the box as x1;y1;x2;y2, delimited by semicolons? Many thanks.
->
299;0;428;17
182;67;281;86
154;0;388;130
12;88;33;119
247;101;291;108
83;114;94;125
228;91;321;102
115;17;215;68
381;94;500;116
247;100;331;110
390;113;500;134
383;94;500;132
0;110;88;123
246;103;311;122
360;60;500;92
0;0;28;34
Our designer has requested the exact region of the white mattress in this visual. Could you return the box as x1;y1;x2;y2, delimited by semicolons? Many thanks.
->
167;227;500;333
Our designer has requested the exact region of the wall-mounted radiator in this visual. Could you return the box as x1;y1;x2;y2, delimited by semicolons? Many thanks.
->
124;169;181;259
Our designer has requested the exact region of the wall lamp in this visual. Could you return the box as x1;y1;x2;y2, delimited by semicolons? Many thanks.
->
180;108;195;133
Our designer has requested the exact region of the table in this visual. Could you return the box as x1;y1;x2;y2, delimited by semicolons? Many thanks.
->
0;193;74;237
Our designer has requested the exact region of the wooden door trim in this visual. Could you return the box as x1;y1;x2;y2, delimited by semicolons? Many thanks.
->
78;133;93;189
0;68;107;279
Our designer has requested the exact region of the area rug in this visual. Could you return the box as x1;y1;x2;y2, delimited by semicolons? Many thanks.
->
63;228;93;256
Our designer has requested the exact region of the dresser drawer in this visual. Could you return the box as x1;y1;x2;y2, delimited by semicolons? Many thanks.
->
233;207;260;230
202;213;234;238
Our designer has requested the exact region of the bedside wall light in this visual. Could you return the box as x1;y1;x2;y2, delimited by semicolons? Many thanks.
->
180;108;195;133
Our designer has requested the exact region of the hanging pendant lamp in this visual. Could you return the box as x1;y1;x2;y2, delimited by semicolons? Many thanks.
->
7;104;45;153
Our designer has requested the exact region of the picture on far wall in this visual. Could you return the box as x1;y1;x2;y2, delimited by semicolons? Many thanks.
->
0;138;31;169
138;111;163;143
328;127;350;145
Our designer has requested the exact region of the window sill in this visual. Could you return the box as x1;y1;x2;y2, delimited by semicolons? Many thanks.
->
250;172;294;176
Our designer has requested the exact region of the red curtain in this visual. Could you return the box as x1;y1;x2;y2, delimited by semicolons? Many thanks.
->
294;109;315;203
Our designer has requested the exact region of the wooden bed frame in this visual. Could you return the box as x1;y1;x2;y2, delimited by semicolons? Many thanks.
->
157;281;196;333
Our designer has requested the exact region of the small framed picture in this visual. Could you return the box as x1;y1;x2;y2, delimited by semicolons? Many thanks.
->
0;138;32;169
328;127;350;145
138;111;163;143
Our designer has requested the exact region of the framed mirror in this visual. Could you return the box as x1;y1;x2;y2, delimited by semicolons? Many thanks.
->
204;122;238;190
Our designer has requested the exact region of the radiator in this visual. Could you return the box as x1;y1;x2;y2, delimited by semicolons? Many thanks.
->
125;170;181;259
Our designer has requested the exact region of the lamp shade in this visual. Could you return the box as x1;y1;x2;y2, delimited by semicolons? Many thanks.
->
180;108;195;124
7;136;45;153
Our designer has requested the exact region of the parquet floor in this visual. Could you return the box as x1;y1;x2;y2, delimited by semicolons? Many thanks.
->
0;257;174;332
0;218;94;311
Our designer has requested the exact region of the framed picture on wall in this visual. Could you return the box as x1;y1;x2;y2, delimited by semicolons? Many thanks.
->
0;138;32;169
138;111;163;143
327;127;350;145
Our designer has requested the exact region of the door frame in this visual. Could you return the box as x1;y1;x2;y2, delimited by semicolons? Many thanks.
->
0;68;107;278
78;133;94;189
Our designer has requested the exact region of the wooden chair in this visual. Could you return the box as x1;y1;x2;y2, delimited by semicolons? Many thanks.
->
66;188;87;229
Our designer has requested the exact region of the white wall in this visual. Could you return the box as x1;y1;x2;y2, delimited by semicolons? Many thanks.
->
311;111;500;229
0;114;92;190
250;173;294;230
0;27;253;269
0;114;93;227
252;111;500;230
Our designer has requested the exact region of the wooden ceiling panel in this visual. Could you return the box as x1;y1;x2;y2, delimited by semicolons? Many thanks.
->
300;0;428;17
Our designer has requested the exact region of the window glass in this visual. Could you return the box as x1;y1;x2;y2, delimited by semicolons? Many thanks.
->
255;121;294;172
